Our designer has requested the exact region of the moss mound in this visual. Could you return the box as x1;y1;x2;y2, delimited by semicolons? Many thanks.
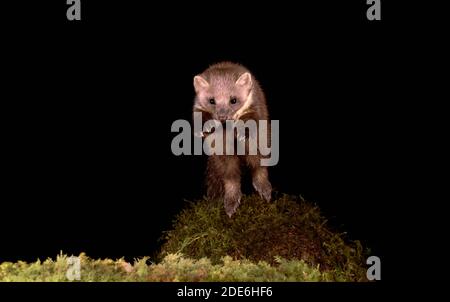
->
159;194;369;281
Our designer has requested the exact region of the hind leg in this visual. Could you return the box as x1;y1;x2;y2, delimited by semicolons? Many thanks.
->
206;156;224;200
222;156;242;217
246;155;272;202
206;155;242;217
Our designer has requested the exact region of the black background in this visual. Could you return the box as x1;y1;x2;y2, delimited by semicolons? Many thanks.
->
1;1;440;281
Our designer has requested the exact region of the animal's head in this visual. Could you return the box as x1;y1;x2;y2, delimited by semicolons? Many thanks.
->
193;71;253;122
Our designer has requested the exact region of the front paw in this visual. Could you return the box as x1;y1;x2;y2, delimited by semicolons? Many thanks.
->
237;133;246;142
194;131;205;138
224;193;241;218
204;120;220;134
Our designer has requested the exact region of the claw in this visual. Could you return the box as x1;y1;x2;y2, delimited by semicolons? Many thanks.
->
236;132;247;143
253;181;272;202
224;195;241;218
204;123;213;133
194;131;204;138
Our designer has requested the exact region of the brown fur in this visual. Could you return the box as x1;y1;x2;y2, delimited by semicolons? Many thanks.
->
193;62;272;217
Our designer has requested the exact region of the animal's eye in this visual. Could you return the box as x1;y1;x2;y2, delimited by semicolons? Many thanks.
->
209;98;216;105
230;98;237;104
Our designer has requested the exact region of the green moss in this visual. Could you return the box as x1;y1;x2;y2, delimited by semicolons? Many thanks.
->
159;194;369;281
0;194;369;281
0;253;345;282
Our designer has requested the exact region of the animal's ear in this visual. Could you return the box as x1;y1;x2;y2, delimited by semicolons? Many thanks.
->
193;75;209;93
235;72;252;89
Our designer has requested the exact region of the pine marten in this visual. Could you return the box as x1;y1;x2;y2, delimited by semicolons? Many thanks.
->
192;62;272;217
